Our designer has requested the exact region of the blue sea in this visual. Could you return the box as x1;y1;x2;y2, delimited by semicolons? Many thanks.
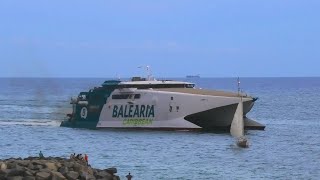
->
1;77;320;179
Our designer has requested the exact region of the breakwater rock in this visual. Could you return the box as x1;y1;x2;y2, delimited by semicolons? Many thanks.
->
0;157;120;180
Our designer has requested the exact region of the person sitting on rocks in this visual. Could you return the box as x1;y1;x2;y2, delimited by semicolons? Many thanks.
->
79;154;83;161
39;151;44;159
76;154;80;159
70;153;75;160
84;154;89;165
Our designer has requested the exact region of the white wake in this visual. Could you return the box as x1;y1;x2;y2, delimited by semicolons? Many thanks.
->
0;119;62;127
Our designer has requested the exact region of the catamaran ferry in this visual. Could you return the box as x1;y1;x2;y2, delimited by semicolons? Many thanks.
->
60;77;265;131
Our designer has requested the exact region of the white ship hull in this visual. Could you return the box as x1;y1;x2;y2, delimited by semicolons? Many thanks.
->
96;88;259;130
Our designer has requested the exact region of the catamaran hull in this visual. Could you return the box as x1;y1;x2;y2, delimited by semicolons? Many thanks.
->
95;89;265;131
94;106;264;131
184;100;263;131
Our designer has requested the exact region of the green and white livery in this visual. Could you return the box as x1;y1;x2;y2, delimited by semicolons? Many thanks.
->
61;77;265;131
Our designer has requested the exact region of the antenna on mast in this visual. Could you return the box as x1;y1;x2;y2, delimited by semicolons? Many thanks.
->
146;65;151;81
116;73;121;80
237;77;241;96
138;65;154;81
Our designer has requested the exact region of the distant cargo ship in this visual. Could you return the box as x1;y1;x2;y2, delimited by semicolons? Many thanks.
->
186;74;200;78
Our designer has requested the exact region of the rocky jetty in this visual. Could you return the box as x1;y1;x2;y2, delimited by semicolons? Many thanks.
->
0;157;120;180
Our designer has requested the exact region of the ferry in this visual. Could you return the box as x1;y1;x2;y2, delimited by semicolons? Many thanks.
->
60;77;265;131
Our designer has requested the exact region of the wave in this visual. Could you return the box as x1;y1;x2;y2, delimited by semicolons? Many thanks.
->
0;119;62;127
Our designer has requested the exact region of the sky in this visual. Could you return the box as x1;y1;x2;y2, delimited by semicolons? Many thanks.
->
0;0;319;78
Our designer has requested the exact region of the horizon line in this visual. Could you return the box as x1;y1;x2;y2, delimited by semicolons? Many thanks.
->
0;76;319;79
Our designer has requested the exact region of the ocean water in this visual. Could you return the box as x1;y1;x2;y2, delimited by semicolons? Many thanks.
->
0;77;320;179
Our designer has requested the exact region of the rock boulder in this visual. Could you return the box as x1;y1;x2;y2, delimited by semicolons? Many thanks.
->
0;157;123;180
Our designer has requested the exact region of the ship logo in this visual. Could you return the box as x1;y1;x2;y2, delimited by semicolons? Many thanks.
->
112;105;155;118
80;107;88;119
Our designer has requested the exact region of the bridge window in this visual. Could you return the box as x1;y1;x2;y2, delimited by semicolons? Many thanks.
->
134;94;141;99
185;84;195;88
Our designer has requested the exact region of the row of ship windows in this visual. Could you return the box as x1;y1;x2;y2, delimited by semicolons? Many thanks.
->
112;94;141;100
104;84;195;89
112;94;177;101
